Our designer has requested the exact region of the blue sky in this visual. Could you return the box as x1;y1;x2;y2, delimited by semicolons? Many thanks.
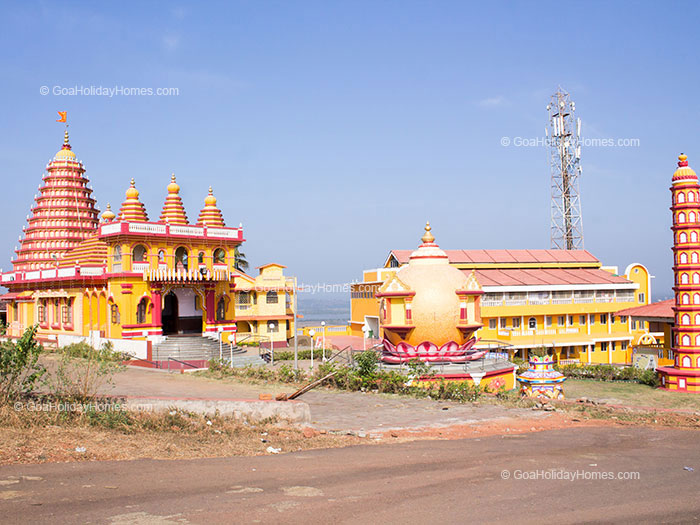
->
0;1;698;300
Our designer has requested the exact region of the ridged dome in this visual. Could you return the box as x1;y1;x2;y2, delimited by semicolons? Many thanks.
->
159;174;188;225
119;179;149;222
196;187;225;227
673;154;698;184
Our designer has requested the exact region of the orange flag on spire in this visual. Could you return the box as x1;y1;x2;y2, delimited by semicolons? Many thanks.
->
56;111;67;123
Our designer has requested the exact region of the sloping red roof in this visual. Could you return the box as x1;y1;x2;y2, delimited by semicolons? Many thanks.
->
388;249;599;265
614;299;674;320
470;268;631;287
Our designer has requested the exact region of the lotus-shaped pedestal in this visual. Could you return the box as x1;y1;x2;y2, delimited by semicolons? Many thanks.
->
381;337;486;364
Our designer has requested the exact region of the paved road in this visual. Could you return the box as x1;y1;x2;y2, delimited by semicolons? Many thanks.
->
2;426;699;524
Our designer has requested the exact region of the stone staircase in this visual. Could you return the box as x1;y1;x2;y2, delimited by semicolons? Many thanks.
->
153;335;267;367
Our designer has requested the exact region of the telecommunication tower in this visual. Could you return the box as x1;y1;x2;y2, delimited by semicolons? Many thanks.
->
546;88;583;250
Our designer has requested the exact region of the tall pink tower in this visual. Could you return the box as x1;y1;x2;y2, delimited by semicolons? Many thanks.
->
12;129;100;271
658;154;700;392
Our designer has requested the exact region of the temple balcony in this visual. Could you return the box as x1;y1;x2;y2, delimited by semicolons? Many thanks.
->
98;220;244;242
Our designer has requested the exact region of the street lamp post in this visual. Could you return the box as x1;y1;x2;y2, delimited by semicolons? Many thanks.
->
321;321;326;361
268;322;275;365
293;276;299;370
309;329;315;370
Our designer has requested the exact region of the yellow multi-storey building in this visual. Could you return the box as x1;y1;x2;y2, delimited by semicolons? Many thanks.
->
351;249;652;365
0;130;295;360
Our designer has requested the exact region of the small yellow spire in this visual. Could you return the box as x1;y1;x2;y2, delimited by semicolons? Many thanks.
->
101;203;116;222
63;128;70;146
421;221;435;244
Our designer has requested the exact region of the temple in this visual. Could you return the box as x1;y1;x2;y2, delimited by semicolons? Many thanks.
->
657;154;700;392
0;130;296;358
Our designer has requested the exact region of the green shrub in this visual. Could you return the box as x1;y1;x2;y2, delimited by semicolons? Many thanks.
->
555;363;660;386
0;325;46;403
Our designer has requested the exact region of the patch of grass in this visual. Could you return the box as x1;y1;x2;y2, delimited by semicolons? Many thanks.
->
564;379;700;411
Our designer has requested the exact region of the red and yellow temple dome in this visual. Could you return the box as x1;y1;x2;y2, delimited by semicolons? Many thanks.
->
159;174;189;225
196;187;225;227
672;154;697;185
12;129;99;271
119;179;149;222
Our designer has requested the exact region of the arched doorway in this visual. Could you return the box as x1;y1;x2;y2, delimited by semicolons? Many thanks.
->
162;291;179;334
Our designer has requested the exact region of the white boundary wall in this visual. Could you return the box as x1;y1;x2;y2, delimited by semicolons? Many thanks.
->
57;332;148;360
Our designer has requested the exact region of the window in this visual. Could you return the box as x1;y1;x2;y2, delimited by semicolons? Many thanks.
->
489;319;497;330
682;355;691;367
499;318;507;329
694;273;700;284
679;212;686;223
557;316;566;326
512;318;521;329
136;298;148;324
682;335;691;346
528;317;536;329
691;192;697;202
621;341;628;351
579;315;586;325
590;314;595;325
198;251;205;265
158;250;165;262
267;320;279;333
266;291;278;304
680;232;688;243
601;342;608;352
678;192;686;203
600;314;607;324
111;304;120;324
62;300;72;324
546;316;553;327
213;248;226;264
132;244;147;262
38;301;46;324
568;315;574;326
216;297;226;321
681;253;688;264
638;292;645;303
238;291;250;305
175;247;188;270
619;316;628;323
114;245;122;262
683;294;690;304
683;314;691;325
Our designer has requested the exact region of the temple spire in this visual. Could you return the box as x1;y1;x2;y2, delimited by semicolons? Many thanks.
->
197;186;225;227
159;174;188;225
118;179;149;222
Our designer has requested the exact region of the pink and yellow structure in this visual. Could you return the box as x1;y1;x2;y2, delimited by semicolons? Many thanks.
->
657;154;700;392
1;129;296;358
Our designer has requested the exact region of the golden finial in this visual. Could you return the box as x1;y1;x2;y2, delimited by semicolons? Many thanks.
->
130;178;135;186
63;128;70;146
679;153;689;167
421;221;435;244
171;173;176;182
208;186;213;194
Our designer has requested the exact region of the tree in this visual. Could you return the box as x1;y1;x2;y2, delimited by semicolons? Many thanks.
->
234;245;249;272
0;325;46;403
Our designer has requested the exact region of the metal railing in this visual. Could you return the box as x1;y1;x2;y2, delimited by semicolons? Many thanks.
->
167;357;200;372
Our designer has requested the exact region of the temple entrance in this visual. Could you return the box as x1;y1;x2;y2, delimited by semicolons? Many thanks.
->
161;287;204;335
162;292;179;335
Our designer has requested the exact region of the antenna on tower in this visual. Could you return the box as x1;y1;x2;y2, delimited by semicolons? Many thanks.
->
547;87;584;250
